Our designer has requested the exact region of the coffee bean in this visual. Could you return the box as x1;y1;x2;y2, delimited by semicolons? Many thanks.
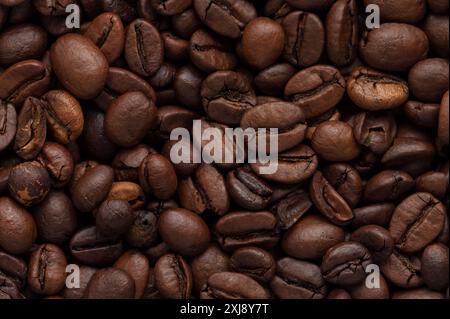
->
364;0;426;24
85;267;135;299
37;142;74;188
351;225;394;262
363;170;415;203
271;189;312;230
437;91;449;155
408;58;449;103
392;288;445;299
62;265;97;299
380;250;423;288
349;274;390;299
404;101;440;129
139;153;178;200
389;192;445;253
107;181;146;210
113;144;153;182
230;247;276;283
0;99;16;152
0;249;27;288
96;199;135;238
421;243;449;291
114;250;150;299
285;0;335;11
323;163;362;208
125;210;158;248
422;14;449;58
200;272;270;299
155;253;193;299
415;171;448;199
254;63;296;96
271;257;327;299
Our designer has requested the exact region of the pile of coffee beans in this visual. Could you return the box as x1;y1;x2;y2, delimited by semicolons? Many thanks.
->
0;0;448;299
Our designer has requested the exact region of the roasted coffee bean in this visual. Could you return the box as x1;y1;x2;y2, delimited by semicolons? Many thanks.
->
251;144;318;184
364;0;426;24
326;0;359;66
71;164;114;213
254;63;296;96
154;254;193;299
271;257;327;299
201;70;256;125
230;247;275;283
41;90;84;144
422;14;449;58
415;171;448;199
380;250;423;288
360;23;429;72
105;91;157;147
323;163;362;208
200;272;270;299
421;243;449;291
215;211;279;251
113;144;153;182
241;101;307;153
107;181;146;210
0;196;36;254
0;249;27;288
282;11;324;67
437;91;449;155
404;101;440;129
0;99;16;152
285;65;345;119
0;59;51;107
271;189;312;230
427;0;449;14
173;64;203;110
50;34;109;99
158;208;210;257
194;0;257;39
347;67;409;111
33;190;77;244
125;210;158;248
138;153;178;200
408;58;449;103
363;170;414;203
172;8;202;39
37;142;74;188
351;225;394;262
62;265;97;299
70;226;124;266
85;267;135;299
178;164;230;215
349;274;390;299
327;288;351;299
285;0;334;11
84;12;125;64
28;244;67;295
190;243;230;292
13;97;46;160
310;171;354;225
125;19;163;77
33;0;75;16
389;192;445;253
321;242;372;287
96;199;135;238
392;288;445;299
227;166;273;211
114;250;150;299
8;161;50;206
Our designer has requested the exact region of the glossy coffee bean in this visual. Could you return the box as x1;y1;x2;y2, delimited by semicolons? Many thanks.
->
421;243;448;291
107;181;146;210
351;225;394;262
85;268;135;299
113;144;153;182
408;58;449;103
349;274;390;299
363;170;414;203
37;142;74;188
155;254;193;299
125;210;158;249
415;171;448;199
230;247;276;283
254;63;296;96
158;208;210;257
0;196;36;254
321;242;372;287
0;99;16;152
62;265;97;299
0;249;27;289
437;91;449;155
271;189;312;230
364;0;426;24
200;272;270;299
422;14;449;58
271;257;327;299
50;34;109;99
404;101;440;129
96;199;135;238
28;244;67;295
322;163;362;208
114;250;150;299
380;250;423;288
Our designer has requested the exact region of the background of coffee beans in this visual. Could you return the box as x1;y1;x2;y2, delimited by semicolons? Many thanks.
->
0;0;448;299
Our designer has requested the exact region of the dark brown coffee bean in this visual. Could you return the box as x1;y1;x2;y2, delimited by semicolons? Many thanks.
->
421;243;448;291
37;142;74;188
151;0;191;16
70;226;124;266
415;171;448;200
125;19;163;77
349;274;390;299
353;204;396;228
85;267;135;299
114;250;150;299
360;23;429;72
107;181;146;210
125;210;158;248
28;243;67;295
326;0;359;66
427;0;449;14
84;12;125;64
323;163;362;208
33;0;75;16
310;171;354;225
409;58;449;103
158;208;210;257
190;243;230;292
101;0;137;24
270;257;327;299
200;272;270;299
33;190;77;244
285;0;335;11
194;0;257;39
96;199;135;238
172;8;201;39
380;250;423;288
0;249;27;289
153;105;199;139
392;288;445;299
8;161;50;206
112;144;153;183
327;288;351;299
0;196;36;254
71;164;114;213
437;91;449;155
215;211;279;251
364;0;426;24
173;64;204;110
422;14;449;58
254;63;296;96
230;247;275;283
0;99;16;152
285;65;345;119
404;101;440;129
321;242;372;287
351;225;394;262
0;59;51;107
271;189;312;230
154;254;193;299
0;23;47;67
178;164;230;215
105;91;157;147
363;170;414;203
50;33;109;99
13;97;46;160
389;192;445;253
62;265;97;299
282;11;324;67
